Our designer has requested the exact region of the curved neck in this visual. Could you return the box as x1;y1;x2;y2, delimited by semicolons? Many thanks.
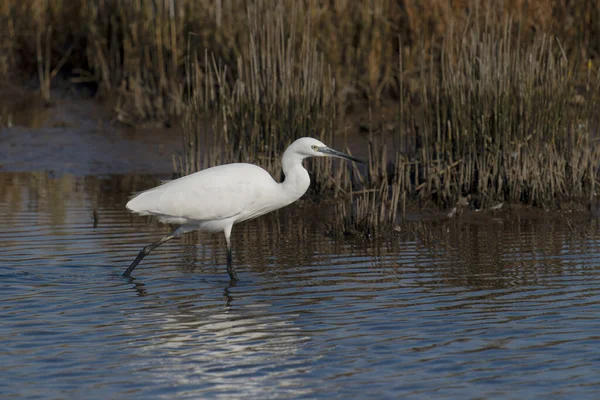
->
280;146;311;203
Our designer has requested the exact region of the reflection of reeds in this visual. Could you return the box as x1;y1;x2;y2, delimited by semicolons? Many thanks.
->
386;211;599;290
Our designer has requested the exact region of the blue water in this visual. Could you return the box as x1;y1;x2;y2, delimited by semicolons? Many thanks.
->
2;172;600;399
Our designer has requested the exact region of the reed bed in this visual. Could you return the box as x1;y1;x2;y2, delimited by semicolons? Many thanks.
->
1;1;600;237
174;2;357;197
1;1;599;121
337;15;600;236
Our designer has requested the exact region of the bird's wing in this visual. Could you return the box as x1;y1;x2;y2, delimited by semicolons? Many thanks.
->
127;163;276;222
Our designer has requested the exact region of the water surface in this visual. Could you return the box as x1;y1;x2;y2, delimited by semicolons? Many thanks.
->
2;172;600;399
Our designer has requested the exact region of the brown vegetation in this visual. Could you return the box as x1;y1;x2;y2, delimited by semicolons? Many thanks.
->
1;0;600;236
339;17;600;236
1;1;598;118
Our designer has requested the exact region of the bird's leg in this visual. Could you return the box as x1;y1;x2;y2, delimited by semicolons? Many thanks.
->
224;225;238;281
226;244;238;281
122;229;179;277
226;247;236;279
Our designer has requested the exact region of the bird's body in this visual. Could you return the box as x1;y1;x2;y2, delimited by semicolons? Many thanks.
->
127;163;297;230
123;137;362;280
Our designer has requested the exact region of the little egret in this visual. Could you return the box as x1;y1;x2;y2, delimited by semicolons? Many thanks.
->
123;137;363;280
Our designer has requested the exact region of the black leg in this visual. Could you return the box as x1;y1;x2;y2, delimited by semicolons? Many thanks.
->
226;243;238;281
122;230;178;277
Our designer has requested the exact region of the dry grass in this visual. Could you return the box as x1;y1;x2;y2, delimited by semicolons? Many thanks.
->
1;1;599;121
336;15;600;236
174;2;354;198
1;1;600;236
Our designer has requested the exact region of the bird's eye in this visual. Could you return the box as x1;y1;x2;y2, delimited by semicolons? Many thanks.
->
311;145;318;151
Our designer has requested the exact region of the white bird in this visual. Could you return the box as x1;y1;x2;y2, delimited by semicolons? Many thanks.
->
123;137;363;280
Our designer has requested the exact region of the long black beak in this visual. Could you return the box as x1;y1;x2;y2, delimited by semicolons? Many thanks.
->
318;147;365;164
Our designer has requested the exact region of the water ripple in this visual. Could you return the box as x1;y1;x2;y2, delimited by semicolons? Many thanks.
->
2;173;600;399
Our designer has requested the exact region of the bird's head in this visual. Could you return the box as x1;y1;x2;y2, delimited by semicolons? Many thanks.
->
291;137;364;163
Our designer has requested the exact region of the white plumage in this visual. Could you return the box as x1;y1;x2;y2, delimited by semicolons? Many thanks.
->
123;137;362;280
127;164;280;228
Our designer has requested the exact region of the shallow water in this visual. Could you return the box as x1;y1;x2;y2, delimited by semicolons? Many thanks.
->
2;172;600;399
0;94;181;175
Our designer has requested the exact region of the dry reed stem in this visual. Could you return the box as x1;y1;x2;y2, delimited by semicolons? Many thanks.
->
1;1;599;237
1;0;599;122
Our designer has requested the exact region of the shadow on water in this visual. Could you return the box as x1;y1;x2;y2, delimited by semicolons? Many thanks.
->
2;171;600;399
